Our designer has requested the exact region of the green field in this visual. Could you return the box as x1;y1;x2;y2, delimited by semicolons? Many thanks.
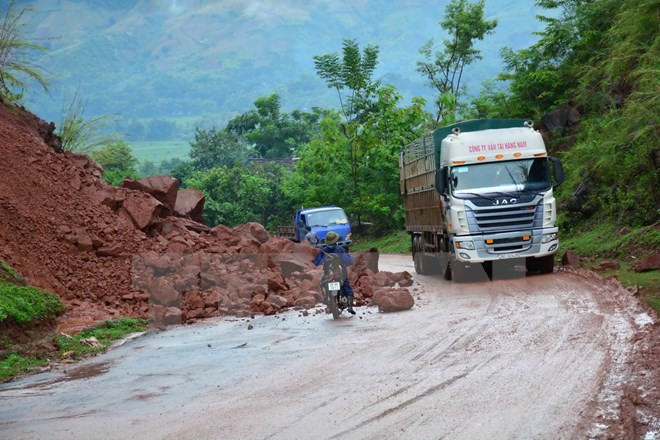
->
128;141;191;163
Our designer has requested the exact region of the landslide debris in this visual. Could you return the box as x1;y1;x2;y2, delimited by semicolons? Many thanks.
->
0;103;414;333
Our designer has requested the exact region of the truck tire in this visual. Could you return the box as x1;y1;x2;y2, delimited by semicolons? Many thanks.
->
539;255;555;273
526;255;555;274
413;235;430;275
413;235;426;275
448;258;465;282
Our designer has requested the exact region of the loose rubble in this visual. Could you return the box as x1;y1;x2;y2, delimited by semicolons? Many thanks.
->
0;103;413;332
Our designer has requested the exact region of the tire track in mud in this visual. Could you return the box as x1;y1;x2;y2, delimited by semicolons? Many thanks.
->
329;370;472;440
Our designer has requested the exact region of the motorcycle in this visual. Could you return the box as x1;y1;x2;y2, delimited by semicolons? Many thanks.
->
319;251;353;319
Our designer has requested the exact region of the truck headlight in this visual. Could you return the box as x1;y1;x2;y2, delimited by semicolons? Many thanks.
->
542;232;558;243
346;232;352;241
455;240;474;250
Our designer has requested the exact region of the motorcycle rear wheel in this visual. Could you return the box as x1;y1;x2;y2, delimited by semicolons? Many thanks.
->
328;296;340;319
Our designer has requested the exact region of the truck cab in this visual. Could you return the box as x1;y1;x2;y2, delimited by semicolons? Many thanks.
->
401;119;565;279
295;206;352;249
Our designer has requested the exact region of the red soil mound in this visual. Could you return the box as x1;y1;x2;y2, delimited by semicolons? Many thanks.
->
0;104;413;332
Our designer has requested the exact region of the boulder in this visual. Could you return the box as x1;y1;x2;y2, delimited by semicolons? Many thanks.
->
234;222;270;244
174;188;205;223
146;278;181;306
592;260;620;271
149;304;182;326
631;253;660;272
561;250;581;267
121;192;167;231
377;289;415;313
121;176;179;211
353;247;380;274
266;294;288;308
540;104;580;137
294;295;317;308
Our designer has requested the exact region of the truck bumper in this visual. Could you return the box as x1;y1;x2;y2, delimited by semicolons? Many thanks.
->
452;228;559;263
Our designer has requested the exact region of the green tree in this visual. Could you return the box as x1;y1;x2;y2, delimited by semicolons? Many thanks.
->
185;165;280;227
288;87;430;231
139;160;158;178
91;141;139;186
417;0;497;123
0;1;47;102
496;0;622;118
169;160;196;186
313;39;380;212
226;93;326;158
188;127;254;171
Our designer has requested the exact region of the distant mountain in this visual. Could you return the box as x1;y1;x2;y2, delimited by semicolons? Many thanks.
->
20;0;547;141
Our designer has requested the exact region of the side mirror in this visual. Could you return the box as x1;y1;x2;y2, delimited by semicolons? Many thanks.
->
550;157;565;187
435;167;448;195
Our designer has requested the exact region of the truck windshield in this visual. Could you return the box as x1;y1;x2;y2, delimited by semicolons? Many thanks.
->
306;209;349;227
450;158;551;196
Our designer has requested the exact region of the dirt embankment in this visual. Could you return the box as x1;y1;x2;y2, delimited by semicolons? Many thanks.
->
0;103;414;334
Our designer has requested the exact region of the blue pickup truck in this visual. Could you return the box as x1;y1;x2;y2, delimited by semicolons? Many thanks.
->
278;206;353;249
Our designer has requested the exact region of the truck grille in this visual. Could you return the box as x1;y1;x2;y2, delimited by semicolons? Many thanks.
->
466;202;543;233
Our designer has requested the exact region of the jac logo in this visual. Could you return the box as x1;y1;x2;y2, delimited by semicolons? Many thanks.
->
493;198;518;206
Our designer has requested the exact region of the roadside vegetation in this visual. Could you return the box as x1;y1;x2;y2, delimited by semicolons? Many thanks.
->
352;230;410;254
0;260;149;381
560;222;660;312
0;260;63;325
0;1;47;103
54;318;149;359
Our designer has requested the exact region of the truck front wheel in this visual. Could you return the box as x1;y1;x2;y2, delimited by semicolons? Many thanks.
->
526;255;555;274
539;255;555;273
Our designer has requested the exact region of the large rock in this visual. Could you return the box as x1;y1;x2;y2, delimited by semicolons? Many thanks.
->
561;250;581;267
353;247;380;274
120;192;167;231
377;288;415;313
540;104;580;137
122;176;179;212
174;188;205;223
234;222;270;244
592;260;620;271
631;253;660;272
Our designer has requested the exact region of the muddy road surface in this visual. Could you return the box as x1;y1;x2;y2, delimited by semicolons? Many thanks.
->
1;254;657;439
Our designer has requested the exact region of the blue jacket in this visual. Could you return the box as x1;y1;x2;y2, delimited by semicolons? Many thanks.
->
314;244;354;277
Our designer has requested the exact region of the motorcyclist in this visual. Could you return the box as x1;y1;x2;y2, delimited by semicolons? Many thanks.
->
313;231;356;314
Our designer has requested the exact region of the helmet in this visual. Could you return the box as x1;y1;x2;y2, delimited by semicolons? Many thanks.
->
325;231;340;245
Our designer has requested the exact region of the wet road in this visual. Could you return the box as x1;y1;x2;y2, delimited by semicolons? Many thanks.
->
0;255;653;439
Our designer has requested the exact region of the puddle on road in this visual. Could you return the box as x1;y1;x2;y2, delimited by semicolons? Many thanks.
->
64;361;112;380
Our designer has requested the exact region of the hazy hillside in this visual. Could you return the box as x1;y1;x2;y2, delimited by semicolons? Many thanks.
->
21;0;547;142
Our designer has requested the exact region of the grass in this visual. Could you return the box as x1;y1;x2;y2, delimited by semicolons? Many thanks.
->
0;261;150;380
128;140;190;163
351;230;410;254
55;318;149;359
561;222;660;313
0;354;47;380
0;317;150;381
0;262;64;325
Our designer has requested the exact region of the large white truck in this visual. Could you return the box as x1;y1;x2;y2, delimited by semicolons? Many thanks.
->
399;119;565;280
